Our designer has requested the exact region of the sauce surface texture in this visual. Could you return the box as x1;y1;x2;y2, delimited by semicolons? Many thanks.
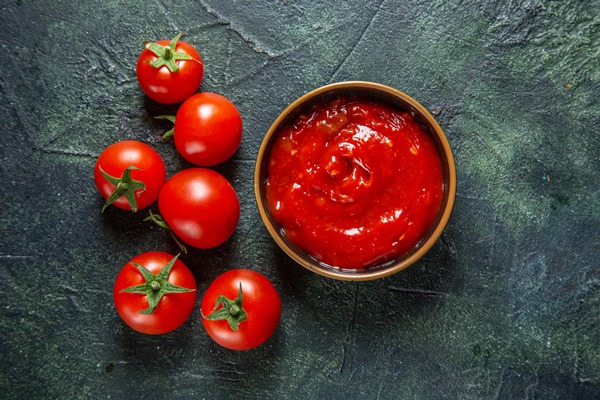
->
266;96;443;270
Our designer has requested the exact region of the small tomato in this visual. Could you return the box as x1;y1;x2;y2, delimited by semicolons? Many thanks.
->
157;168;240;249
114;252;197;335
94;140;166;212
201;269;282;350
136;33;204;104
158;92;242;166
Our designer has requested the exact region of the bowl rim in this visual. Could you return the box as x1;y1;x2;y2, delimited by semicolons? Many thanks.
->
254;81;456;281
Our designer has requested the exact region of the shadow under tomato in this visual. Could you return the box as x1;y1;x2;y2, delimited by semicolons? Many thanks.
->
142;96;181;119
199;327;284;391
115;319;196;371
97;203;166;249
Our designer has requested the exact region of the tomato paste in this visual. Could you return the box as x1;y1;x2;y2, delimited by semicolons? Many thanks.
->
266;96;443;270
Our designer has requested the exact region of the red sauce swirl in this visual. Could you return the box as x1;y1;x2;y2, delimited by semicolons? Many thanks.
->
266;96;443;270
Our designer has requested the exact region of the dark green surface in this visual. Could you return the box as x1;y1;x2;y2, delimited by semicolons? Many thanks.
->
1;1;598;399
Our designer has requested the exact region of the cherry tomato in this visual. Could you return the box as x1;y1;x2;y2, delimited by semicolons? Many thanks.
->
201;269;281;350
172;92;243;166
158;168;240;249
136;33;204;104
114;252;197;335
94;140;166;212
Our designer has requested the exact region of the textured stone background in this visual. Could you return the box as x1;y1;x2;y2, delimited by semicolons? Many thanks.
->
0;1;598;399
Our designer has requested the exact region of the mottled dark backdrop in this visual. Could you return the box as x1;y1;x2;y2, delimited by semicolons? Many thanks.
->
0;1;598;399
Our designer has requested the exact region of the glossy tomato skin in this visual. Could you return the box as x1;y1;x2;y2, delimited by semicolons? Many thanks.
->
201;269;282;350
136;39;203;104
114;252;197;335
94;140;166;211
158;168;240;249
174;92;243;166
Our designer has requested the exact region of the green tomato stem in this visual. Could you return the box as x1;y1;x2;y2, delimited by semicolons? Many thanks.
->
145;32;197;73
144;210;188;253
99;165;145;212
154;115;176;139
120;254;195;315
163;45;173;60
202;283;247;331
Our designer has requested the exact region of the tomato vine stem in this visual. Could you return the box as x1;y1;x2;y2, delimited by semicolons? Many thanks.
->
154;115;176;139
144;210;188;253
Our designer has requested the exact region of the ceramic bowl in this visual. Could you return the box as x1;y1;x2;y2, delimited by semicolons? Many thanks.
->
254;81;456;281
